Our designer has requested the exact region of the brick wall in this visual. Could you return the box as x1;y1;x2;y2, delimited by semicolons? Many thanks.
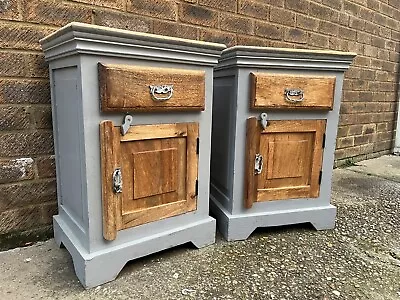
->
0;0;399;240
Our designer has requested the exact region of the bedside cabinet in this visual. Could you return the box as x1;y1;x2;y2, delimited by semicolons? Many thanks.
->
210;46;355;241
40;23;225;288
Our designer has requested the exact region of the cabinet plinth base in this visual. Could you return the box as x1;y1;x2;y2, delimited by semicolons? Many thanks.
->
53;215;216;288
210;196;336;242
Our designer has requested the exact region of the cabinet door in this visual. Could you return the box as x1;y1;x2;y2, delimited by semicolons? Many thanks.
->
100;121;199;240
245;119;326;208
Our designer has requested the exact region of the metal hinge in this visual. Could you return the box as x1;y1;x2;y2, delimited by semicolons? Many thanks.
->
254;153;263;175
319;170;323;185
196;137;200;155
195;179;199;196
121;114;133;136
322;134;326;148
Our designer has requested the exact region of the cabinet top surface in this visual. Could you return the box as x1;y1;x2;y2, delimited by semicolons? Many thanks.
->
40;22;226;52
222;46;356;59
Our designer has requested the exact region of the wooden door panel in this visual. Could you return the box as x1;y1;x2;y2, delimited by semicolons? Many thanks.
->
132;148;178;199
245;119;325;208
100;122;198;240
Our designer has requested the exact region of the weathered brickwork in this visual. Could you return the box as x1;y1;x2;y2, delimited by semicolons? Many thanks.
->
0;0;399;237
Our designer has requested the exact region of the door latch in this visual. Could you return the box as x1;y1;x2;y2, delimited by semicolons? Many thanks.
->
260;113;268;130
121;114;133;136
254;154;263;175
112;168;122;193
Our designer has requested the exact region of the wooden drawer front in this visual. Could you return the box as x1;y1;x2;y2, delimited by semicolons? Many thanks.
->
245;119;326;208
100;121;199;241
99;63;205;112
250;73;335;110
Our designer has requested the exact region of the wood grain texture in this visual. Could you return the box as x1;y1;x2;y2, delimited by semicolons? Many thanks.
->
100;121;199;234
100;120;121;241
121;123;188;142
99;63;205;112
244;119;326;205
250;73;335;110
244;117;260;209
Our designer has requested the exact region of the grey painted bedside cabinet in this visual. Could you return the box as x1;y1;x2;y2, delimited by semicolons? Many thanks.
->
210;46;355;241
40;22;225;288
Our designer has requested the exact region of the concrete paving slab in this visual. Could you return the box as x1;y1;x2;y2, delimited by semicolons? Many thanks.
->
347;154;400;183
0;156;399;300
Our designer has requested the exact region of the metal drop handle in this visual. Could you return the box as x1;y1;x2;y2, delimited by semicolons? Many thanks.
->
285;88;304;103
112;168;122;194
149;85;174;101
254;154;263;175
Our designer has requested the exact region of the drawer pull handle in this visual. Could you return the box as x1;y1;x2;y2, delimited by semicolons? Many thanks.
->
149;85;174;101
285;88;304;103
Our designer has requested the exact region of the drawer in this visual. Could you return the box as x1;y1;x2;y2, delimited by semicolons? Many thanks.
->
99;63;205;112
250;73;335;110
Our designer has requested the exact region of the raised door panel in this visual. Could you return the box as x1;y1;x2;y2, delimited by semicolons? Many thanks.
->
100;121;198;240
245;119;325;208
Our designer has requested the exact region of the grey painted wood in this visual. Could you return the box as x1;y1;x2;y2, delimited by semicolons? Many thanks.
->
41;23;226;288
210;46;355;241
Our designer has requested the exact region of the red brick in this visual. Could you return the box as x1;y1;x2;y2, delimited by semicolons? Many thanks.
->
309;2;338;21
24;0;92;26
127;0;177;21
367;0;380;10
199;29;236;46
319;21;339;36
179;3;218;27
238;0;269;19
0;202;57;234
93;10;152;33
357;32;371;44
0;80;50;104
237;35;269;47
69;0;125;9
0;106;31;130
32;106;52;129
322;0;342;10
337;126;349;138
0;158;34;184
220;13;254;35
36;156;56;179
153;20;197;40
344;1;361;16
0;131;54;157
365;21;380;35
285;0;309;14
348;124;363;135
0;24;52;51
284;28;307;44
270;7;295;26
362;124;376;134
337;136;354;148
0;180;56;211
296;15;319;31
329;37;348;51
255;21;283;40
308;32;329;48
0;0;20;20
339;26;357;40
199;0;237;12
0;52;48;78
